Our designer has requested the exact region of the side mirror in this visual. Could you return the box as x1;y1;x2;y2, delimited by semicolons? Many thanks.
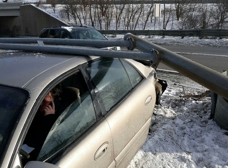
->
25;161;60;168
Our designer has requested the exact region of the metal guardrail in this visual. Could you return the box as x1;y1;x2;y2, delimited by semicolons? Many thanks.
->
0;38;158;62
0;34;228;99
100;29;228;38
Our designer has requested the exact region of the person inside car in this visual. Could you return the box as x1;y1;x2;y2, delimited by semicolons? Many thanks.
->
22;85;62;161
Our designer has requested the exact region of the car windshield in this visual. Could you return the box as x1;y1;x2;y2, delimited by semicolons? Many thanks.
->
0;85;28;157
70;29;107;40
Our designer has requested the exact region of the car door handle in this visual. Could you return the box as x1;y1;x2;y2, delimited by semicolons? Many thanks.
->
94;142;109;160
145;95;152;106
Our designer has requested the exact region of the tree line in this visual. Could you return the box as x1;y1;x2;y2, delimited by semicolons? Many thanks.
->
41;0;228;30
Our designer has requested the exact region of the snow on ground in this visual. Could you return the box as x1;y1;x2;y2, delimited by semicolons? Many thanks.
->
128;71;228;168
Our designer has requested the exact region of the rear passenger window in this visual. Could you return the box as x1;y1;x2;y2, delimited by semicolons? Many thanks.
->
121;60;143;87
86;58;132;112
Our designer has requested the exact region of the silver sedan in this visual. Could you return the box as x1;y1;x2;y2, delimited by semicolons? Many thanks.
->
0;50;158;168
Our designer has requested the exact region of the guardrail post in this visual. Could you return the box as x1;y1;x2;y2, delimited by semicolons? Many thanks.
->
180;30;184;39
210;70;228;130
198;30;203;39
219;29;222;39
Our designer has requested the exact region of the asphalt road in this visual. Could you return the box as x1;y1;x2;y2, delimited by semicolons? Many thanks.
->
156;44;228;73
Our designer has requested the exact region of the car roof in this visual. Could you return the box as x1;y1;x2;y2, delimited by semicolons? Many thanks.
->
0;51;92;88
61;26;97;32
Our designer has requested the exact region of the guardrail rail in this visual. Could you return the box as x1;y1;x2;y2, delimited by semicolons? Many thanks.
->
0;33;227;99
99;29;228;38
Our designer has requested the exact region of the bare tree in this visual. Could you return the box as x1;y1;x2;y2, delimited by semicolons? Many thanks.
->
92;0;113;29
50;0;57;13
174;0;184;21
124;4;139;30
79;0;90;25
212;0;228;29
36;0;42;7
197;4;214;29
162;3;172;30
178;2;198;29
60;5;70;22
133;3;144;30
129;4;141;29
122;4;130;30
114;2;126;30
68;2;83;26
94;3;103;29
142;4;154;30
105;4;114;29
87;1;95;27
98;0;115;30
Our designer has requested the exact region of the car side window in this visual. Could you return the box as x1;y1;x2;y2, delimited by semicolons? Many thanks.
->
121;60;143;87
89;29;106;40
49;29;59;38
60;30;70;38
37;90;96;160
86;58;132;112
22;70;97;162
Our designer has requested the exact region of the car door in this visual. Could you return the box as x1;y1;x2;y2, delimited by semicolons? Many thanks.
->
86;58;156;168
24;69;115;168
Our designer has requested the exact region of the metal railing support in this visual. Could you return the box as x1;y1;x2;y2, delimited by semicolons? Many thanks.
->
0;38;132;49
124;33;228;100
0;35;227;99
0;43;157;62
99;29;228;38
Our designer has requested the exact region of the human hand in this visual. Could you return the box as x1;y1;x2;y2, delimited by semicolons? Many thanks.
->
43;100;55;116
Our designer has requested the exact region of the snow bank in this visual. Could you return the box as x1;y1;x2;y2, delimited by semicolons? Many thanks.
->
128;71;228;168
